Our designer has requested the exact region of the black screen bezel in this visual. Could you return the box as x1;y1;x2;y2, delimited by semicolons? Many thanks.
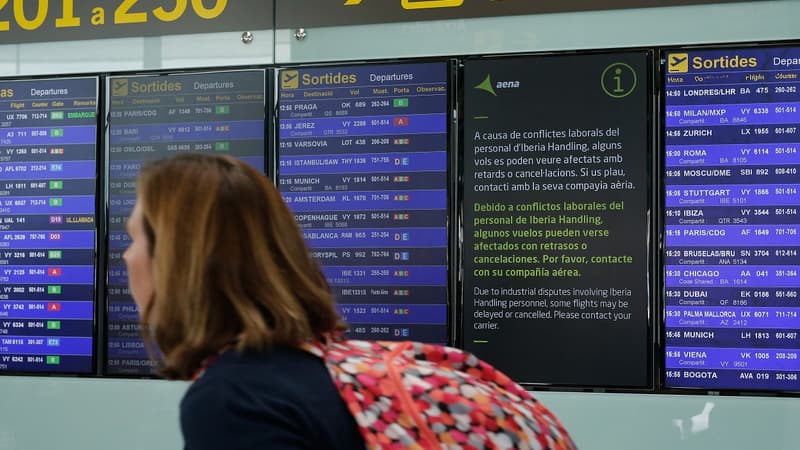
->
273;58;456;347
456;48;657;391
0;74;101;378
657;40;800;396
101;67;269;378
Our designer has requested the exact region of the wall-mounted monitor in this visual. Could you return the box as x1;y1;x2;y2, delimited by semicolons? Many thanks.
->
105;69;267;376
0;76;99;374
276;62;451;343
462;52;653;387
663;46;800;391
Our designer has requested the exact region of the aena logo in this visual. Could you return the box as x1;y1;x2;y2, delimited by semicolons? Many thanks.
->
474;74;520;96
344;0;464;9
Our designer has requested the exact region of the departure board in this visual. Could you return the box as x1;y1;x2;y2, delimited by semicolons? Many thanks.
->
277;63;449;343
0;77;98;374
664;47;800;391
462;53;651;387
106;70;266;375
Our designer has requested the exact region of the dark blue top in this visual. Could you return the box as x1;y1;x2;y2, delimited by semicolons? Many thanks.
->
180;346;365;450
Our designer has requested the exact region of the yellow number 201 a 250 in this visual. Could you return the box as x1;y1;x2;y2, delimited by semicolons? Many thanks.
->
0;0;229;33
401;0;464;9
344;0;464;9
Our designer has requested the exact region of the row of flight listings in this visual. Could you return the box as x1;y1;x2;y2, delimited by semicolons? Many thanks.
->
0;43;798;394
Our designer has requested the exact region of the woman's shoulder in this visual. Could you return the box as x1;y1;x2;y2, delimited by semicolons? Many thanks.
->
180;346;365;450
183;346;333;406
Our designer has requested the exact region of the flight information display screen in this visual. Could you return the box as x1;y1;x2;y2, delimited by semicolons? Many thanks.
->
664;47;800;391
0;77;98;374
462;53;651;387
277;62;449;343
106;70;266;375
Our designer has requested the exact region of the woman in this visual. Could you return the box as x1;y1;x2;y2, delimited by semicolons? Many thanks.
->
123;153;365;450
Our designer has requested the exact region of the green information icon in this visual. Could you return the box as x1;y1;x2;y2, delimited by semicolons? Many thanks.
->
601;62;637;98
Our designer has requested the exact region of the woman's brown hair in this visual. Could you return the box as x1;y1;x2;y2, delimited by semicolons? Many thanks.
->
136;153;344;380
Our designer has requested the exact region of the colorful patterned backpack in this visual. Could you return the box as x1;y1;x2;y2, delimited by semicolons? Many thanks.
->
305;339;577;450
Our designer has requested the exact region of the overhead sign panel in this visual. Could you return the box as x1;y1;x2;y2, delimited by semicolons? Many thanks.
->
277;0;754;28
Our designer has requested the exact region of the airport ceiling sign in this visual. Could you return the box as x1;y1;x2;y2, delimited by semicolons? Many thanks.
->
277;0;752;28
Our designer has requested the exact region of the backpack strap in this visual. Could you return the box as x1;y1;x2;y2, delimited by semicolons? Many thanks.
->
382;341;441;449
303;339;432;448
